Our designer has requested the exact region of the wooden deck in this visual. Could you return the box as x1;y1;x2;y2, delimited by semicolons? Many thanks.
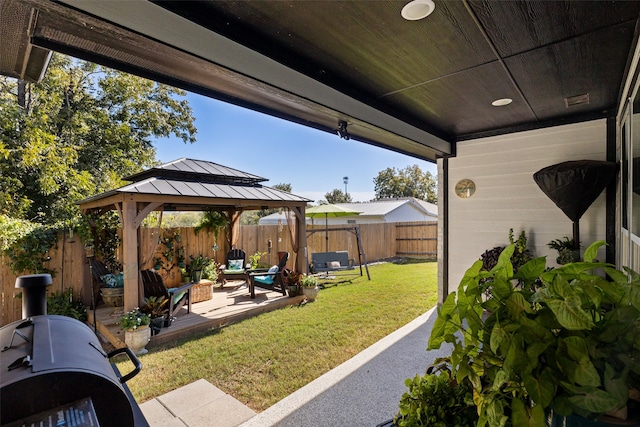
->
88;281;304;349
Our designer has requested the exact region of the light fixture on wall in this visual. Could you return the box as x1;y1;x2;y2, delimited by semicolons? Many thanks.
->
337;121;350;140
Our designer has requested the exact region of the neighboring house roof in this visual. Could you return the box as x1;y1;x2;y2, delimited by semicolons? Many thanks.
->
258;198;437;224
339;198;438;218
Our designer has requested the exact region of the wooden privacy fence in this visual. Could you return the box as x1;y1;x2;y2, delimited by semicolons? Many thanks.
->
0;221;436;326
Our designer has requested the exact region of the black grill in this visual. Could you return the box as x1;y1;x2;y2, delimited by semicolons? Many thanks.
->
1;275;149;426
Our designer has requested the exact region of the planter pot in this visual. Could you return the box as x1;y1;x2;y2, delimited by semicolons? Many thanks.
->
100;287;124;307
154;264;162;270
150;316;164;336
164;316;174;328
287;284;299;297
124;325;150;355
192;269;203;283
302;286;319;302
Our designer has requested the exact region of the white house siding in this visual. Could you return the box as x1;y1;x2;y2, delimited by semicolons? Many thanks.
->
444;119;608;293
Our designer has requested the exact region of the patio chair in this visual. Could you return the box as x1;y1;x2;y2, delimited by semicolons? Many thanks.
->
247;252;289;298
140;269;195;325
218;249;249;285
89;259;121;307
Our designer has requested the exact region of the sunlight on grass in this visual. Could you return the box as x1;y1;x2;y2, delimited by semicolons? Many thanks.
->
116;260;437;412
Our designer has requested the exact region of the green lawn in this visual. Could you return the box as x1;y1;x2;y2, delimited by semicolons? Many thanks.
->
117;260;438;412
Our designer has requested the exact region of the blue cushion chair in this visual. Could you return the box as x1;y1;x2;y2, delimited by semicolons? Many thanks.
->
218;249;250;285
247;252;289;298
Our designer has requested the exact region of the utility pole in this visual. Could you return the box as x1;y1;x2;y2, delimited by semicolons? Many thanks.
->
343;176;349;196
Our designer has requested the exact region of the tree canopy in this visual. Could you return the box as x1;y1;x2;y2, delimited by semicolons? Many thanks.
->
0;53;196;224
373;164;437;203
323;189;353;204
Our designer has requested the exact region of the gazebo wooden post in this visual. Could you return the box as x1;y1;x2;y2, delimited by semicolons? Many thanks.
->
294;206;308;274
229;211;241;249
121;198;139;312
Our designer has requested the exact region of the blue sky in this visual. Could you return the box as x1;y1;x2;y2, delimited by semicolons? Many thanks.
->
153;92;437;203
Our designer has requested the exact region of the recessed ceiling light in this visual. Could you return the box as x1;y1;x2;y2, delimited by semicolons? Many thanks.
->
401;0;436;21
492;98;513;107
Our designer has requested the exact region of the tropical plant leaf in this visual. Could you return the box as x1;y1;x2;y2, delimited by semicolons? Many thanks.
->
491;276;513;300
529;403;547;427
583;240;606;262
492;244;515;281
428;292;458;350
490;321;508;354
510;397;529;427
506;292;533;317
523;369;556;408
604;363;629;408
564;385;620;414
546;296;594;330
513;256;547;283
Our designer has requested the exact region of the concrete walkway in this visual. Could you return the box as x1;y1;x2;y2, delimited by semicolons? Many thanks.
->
140;307;449;426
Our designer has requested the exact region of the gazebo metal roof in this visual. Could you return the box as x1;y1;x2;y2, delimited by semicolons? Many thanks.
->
78;158;310;212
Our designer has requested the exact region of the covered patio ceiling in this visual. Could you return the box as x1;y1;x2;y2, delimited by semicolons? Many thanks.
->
3;1;638;162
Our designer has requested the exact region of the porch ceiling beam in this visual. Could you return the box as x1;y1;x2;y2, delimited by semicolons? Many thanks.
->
53;0;450;158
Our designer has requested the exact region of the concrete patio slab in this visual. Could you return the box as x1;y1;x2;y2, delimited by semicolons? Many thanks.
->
141;379;256;427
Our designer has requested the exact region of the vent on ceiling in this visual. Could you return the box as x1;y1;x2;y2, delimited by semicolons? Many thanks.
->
565;93;590;108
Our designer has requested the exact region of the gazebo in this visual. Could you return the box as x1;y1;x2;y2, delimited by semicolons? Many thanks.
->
78;158;311;312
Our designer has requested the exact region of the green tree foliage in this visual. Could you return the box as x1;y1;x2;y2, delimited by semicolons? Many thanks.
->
373;164;437;203
323;189;352;204
0;53;196;224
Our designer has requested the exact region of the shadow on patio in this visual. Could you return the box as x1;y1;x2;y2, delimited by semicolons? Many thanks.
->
88;280;304;350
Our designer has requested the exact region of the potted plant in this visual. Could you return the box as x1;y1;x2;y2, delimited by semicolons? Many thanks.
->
428;240;640;426
300;274;319;301
119;308;151;355
180;267;191;282
153;257;163;270
284;269;301;297
189;254;211;282
548;236;580;265
393;364;478;427
141;296;168;336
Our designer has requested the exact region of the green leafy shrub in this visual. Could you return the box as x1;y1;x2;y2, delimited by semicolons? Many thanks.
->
5;223;58;275
47;288;87;321
396;368;477;427
248;251;267;269
203;260;219;282
429;240;640;426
